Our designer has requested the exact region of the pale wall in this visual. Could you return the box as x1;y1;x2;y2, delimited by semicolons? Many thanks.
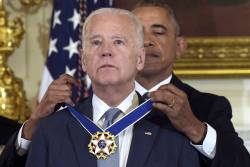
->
5;1;52;109
184;79;250;127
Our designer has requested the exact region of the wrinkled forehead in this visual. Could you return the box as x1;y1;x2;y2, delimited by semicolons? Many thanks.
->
87;13;133;30
84;13;137;42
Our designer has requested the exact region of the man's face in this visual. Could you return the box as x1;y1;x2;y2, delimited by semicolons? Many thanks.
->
133;6;184;80
82;13;144;87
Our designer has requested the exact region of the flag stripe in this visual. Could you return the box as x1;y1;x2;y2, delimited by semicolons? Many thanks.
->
38;67;53;102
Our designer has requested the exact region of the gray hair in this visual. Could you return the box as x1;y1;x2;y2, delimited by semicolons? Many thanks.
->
82;8;144;49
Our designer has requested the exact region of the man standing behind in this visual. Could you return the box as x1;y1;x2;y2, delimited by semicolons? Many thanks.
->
25;8;200;167
133;0;250;167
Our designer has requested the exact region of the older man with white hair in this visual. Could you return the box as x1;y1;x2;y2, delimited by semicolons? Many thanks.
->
25;8;200;167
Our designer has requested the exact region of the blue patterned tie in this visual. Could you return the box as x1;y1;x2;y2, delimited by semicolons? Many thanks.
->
97;108;121;167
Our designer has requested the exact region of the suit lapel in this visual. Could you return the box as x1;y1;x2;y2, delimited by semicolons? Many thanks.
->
126;112;160;167
171;74;187;92
67;98;97;167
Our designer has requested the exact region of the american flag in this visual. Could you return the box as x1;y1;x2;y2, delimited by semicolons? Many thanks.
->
38;0;113;102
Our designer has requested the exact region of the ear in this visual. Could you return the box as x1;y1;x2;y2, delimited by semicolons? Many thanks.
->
80;49;87;72
175;37;187;59
136;47;145;71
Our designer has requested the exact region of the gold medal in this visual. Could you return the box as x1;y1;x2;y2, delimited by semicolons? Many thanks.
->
88;132;117;159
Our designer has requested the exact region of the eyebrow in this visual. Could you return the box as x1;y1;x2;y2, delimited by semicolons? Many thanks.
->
88;35;128;43
111;35;126;40
88;35;101;40
151;24;167;31
111;35;124;39
111;36;128;44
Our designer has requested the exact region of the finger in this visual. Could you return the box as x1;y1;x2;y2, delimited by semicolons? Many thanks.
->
152;102;174;115
53;86;72;94
153;86;185;106
149;90;174;106
57;74;80;87
157;84;185;97
64;98;75;106
49;84;73;93
50;94;74;103
42;92;72;106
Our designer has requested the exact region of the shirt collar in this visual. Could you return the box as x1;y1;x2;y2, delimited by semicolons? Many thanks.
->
92;89;136;123
135;74;172;95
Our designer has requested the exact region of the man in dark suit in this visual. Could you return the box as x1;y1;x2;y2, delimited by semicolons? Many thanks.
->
132;0;250;166
25;8;200;167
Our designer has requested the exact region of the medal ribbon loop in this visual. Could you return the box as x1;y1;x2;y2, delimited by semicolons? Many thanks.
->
66;99;153;136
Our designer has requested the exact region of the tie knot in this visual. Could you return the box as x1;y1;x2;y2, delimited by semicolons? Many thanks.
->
103;108;122;128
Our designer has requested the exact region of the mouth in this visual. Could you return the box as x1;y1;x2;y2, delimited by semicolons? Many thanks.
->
144;53;161;64
99;64;116;70
146;53;160;58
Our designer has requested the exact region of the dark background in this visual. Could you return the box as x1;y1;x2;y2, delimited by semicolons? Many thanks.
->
115;0;250;36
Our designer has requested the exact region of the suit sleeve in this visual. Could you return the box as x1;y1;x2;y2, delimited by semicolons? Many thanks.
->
0;131;27;167
25;122;47;167
208;96;250;167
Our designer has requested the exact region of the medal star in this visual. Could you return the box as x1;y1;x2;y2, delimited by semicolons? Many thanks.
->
92;133;113;154
53;10;62;28
92;139;100;154
102;142;113;155
68;9;80;30
63;38;79;59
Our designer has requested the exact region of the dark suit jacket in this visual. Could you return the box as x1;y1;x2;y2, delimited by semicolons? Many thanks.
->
25;95;200;167
171;75;250;166
0;131;27;167
0;116;21;145
1;75;250;167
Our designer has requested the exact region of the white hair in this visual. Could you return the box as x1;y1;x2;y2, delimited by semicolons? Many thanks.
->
81;8;144;49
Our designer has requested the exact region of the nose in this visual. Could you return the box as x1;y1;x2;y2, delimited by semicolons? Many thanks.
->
144;34;155;48
144;41;154;48
101;43;112;57
101;52;112;57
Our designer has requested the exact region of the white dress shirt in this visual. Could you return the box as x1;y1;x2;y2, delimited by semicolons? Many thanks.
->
92;90;137;167
16;123;31;156
135;75;217;159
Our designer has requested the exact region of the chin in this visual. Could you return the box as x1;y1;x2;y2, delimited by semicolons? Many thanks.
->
139;67;159;76
96;78;121;86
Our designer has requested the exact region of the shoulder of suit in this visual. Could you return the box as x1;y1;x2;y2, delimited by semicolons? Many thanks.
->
38;107;74;130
